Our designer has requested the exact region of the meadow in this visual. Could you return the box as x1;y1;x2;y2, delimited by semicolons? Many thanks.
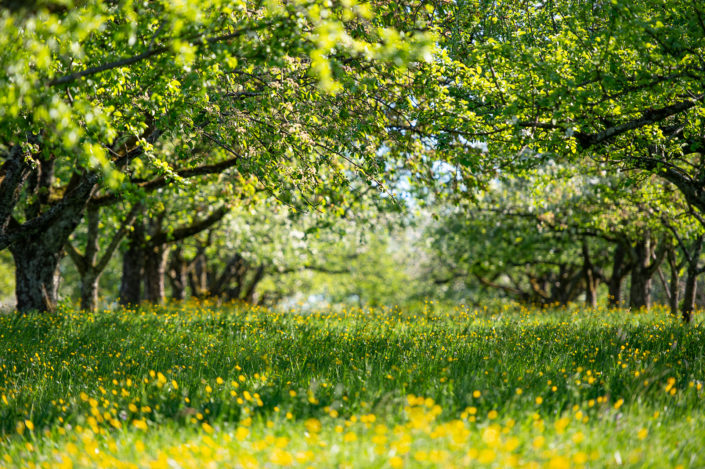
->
0;302;703;468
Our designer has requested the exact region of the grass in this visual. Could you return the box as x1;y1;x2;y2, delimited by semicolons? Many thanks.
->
0;301;703;468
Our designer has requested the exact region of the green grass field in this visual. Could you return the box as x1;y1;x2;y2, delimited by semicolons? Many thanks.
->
0;302;703;468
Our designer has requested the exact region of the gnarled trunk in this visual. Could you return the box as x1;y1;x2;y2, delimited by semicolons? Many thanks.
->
629;270;652;311
119;223;145;306
682;271;697;323
582;241;598;309
628;236;666;311
167;247;188;301
10;240;62;313
666;248;680;318
9;171;97;313
144;245;169;304
80;273;100;312
608;242;630;308
680;236;704;323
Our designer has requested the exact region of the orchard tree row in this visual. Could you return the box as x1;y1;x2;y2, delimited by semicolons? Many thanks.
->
1;0;705;320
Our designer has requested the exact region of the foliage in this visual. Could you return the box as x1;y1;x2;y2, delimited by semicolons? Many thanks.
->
0;0;434;201
403;0;705;209
0;0;437;312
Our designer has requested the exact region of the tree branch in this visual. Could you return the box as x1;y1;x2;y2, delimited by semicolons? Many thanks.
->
149;206;229;246
575;96;704;148
90;155;242;207
64;241;87;275
48;23;273;87
95;203;142;273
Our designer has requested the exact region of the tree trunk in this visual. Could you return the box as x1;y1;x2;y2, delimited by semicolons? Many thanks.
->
629;268;652;310
628;237;666;311
144;245;169;304
667;248;680;318
10;240;62;313
189;252;209;297
167;247;188;301
10;176;97;313
680;236;704;323
582;241;597;308
78;206;100;311
244;264;265;303
6;165;98;313
119;223;145;306
682;269;697;323
608;242;629;308
585;274;597;308
80;273;100;312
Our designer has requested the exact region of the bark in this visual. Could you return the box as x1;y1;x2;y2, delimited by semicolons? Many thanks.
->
607;242;631;308
681;236;704;323
628;236;666;311
682;270;697;323
78;206;100;311
667;248;680;318
144;244;169;304
119;222;145;306
10;239;62;313
80;274;100;313
10;169;99;313
167;247;188;301
0;145;32;238
25;155;55;220
629;270;652;311
582;241;598;308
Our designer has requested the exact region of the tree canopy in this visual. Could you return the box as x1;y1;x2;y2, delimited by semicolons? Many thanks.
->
2;0;705;319
0;0;434;312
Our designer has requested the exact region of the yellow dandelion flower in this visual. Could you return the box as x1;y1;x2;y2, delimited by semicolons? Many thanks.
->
132;419;148;430
532;436;545;449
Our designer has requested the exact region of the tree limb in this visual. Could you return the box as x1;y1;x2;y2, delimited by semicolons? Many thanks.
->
149;206;229;246
48;23;273;87
90;155;242;207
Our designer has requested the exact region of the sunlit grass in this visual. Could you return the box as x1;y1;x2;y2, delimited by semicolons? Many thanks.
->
0;302;703;468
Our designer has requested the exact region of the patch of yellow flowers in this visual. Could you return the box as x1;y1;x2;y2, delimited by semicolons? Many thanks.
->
3;393;671;469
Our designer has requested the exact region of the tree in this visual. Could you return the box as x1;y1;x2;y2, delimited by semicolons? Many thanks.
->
118;199;229;305
65;202;140;311
421;160;692;310
160;177;406;307
0;1;434;312
397;0;705;224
